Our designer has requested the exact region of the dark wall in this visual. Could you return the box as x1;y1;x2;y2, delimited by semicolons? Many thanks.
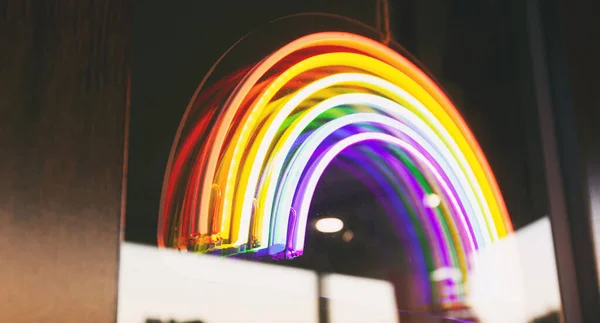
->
0;1;130;321
553;0;600;321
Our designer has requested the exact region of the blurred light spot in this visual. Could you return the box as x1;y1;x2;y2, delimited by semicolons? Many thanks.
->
423;193;441;208
342;230;354;242
315;218;344;233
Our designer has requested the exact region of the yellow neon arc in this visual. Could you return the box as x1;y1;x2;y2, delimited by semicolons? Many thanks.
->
257;92;474;251
253;73;491;251
261;106;468;271
193;32;510;249
158;31;515;310
220;54;498;247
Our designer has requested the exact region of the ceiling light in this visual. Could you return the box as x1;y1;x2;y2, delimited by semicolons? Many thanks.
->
315;217;344;233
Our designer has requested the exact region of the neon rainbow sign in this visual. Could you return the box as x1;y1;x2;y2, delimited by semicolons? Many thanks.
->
158;32;513;305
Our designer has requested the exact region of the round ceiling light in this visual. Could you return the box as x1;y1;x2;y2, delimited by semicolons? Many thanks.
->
315;217;344;233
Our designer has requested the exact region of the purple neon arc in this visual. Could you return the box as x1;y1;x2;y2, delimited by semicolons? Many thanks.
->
289;132;467;261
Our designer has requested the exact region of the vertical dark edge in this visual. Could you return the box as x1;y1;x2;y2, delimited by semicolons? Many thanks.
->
554;0;600;311
318;273;329;323
526;0;600;322
540;0;600;320
525;0;580;321
121;70;131;243
114;3;133;321
548;0;600;320
115;56;132;323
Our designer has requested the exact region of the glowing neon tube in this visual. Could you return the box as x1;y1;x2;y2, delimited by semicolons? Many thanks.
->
256;76;482;247
268;110;473;263
158;31;513;308
262;92;481;253
277;122;467;279
291;132;465;298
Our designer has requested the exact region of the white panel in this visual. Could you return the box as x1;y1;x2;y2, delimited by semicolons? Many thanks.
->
117;243;318;323
469;217;561;323
322;274;400;323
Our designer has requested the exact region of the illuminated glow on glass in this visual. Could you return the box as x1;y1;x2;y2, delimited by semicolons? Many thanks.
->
424;194;442;208
315;218;345;233
342;230;354;242
157;32;513;308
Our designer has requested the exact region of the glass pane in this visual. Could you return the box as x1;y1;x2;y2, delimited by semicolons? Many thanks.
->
124;1;563;322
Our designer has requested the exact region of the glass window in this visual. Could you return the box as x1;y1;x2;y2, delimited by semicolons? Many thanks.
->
124;1;563;322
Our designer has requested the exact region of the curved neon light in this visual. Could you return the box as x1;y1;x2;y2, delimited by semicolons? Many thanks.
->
159;32;513;307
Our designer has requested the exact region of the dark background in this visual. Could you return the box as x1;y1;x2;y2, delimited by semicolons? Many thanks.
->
1;0;599;321
127;0;380;246
127;1;550;320
127;0;546;270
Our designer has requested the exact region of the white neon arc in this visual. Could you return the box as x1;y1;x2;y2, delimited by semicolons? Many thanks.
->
230;73;358;246
234;73;495;248
223;54;373;245
269;113;459;260
264;108;479;255
291;132;475;252
261;93;485;251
